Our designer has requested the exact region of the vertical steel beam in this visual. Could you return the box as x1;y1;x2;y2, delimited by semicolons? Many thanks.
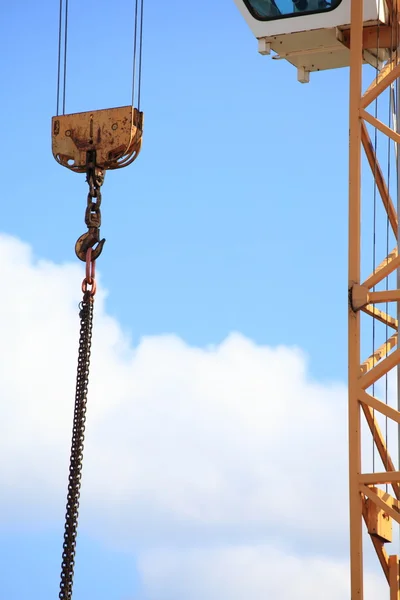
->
349;0;364;597
390;555;400;599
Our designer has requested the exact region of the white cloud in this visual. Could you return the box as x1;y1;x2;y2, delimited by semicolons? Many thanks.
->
138;546;386;600
0;234;386;598
83;334;349;549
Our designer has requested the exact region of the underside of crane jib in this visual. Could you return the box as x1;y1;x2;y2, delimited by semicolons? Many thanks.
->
233;0;389;81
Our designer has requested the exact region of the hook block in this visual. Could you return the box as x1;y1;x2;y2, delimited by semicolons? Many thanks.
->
52;106;144;172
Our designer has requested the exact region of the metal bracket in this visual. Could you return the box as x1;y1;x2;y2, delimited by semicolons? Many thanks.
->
349;283;369;312
52;105;144;173
258;38;271;56
297;67;310;84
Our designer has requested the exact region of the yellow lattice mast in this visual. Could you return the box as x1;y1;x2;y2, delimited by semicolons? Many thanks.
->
234;0;400;596
348;1;400;596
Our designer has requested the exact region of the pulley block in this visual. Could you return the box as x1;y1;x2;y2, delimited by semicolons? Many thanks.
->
51;105;143;172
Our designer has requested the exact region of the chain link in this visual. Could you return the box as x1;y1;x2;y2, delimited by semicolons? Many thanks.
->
59;292;94;600
85;166;104;230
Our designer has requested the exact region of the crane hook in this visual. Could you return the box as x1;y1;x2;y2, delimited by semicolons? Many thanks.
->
75;230;106;262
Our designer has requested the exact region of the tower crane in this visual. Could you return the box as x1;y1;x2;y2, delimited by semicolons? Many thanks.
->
233;0;400;597
49;0;400;597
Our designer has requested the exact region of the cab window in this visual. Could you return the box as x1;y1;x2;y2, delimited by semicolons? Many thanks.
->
244;0;341;20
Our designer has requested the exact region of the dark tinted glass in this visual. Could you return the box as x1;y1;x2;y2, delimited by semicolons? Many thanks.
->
244;0;341;20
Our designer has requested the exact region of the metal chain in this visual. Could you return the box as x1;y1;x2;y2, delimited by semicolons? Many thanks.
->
75;153;106;262
59;152;102;598
59;291;94;600
85;164;103;231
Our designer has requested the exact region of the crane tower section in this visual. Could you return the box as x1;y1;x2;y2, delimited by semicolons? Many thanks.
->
233;0;400;597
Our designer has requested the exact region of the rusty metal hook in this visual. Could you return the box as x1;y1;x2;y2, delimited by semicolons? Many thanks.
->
75;230;106;262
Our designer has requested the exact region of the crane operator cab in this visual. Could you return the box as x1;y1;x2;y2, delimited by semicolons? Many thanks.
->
233;0;390;82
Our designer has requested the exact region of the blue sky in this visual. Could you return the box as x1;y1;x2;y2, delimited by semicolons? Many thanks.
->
0;1;374;599
0;0;350;376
